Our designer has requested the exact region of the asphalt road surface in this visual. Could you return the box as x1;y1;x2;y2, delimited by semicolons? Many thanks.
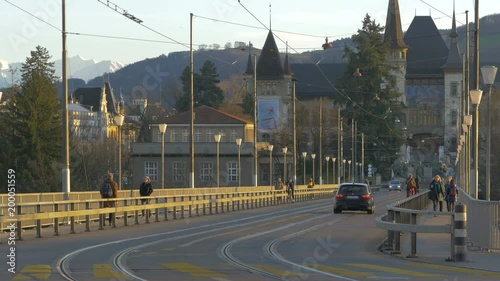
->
3;189;500;281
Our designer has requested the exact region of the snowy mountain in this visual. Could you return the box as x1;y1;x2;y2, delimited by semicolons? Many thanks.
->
0;55;124;88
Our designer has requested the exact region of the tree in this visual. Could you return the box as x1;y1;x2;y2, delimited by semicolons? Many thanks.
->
0;46;62;192
176;60;224;112
336;14;405;180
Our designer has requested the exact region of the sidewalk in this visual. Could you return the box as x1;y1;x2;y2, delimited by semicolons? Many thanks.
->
392;206;500;273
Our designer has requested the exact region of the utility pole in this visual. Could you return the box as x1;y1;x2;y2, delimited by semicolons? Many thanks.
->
62;0;70;198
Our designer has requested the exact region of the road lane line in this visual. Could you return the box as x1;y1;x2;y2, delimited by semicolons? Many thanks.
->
410;262;500;277
162;263;225;278
344;263;444;277
307;264;375;278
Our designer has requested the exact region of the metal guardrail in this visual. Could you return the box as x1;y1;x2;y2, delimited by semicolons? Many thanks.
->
0;186;337;241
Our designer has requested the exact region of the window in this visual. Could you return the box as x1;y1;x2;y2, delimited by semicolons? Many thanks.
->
200;162;213;181
172;161;185;182
182;129;189;142
170;129;177;142
207;130;213;142
230;129;237;142
195;129;201;142
145;161;158;182
262;133;270;143
450;82;458;96
227;162;238;182
451;110;457;126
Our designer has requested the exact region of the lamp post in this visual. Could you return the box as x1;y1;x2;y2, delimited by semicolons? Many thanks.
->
214;134;222;188
236;138;242;187
159;123;167;189
302;152;307;185
282;147;288;182
311;153;316;183
332;158;336;184
269;144;274;186
470;89;483;200
464;114;473;195
481;65;498;201
114;114;125;190
342;159;346;182
325;156;330;184
348;160;352;182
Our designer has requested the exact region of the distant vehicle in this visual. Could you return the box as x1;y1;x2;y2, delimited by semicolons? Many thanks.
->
333;183;375;214
388;180;402;192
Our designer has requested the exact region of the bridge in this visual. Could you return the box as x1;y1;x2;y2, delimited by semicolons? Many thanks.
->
1;185;499;280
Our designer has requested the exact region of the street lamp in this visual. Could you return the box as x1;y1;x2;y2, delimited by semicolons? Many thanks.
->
282;147;288;182
342;159;346;182
325;156;330;184
269;144;274;186
114;114;125;190
464;114;473;195
470;89;483;200
311;154;316;183
214;134;222;188
332;158;336;184
302;152;307;185
481;65;498;201
348;160;352;182
159;123;167;189
236;138;242;187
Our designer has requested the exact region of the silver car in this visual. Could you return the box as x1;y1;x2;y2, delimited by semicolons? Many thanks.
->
388;180;402;191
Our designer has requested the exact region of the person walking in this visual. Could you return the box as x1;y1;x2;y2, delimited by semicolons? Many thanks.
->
100;172;118;226
275;178;285;203
287;178;295;203
307;177;315;199
428;175;445;216
139;176;153;217
415;175;421;194
445;177;458;212
405;174;416;197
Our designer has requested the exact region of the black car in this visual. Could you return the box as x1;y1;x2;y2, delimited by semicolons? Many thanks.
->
333;183;375;214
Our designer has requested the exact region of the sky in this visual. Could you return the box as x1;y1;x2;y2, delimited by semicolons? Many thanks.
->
1;0;498;66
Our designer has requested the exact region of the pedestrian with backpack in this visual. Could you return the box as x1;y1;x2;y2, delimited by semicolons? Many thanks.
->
139;176;153;217
100;172;118;226
445;177;458;212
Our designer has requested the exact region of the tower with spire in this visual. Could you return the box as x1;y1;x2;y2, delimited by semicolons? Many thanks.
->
442;6;462;158
384;0;408;102
245;30;293;142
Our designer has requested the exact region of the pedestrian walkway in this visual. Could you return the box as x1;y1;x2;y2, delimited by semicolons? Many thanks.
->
392;205;500;273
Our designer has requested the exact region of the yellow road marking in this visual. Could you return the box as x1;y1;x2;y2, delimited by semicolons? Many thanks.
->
411;262;500;277
93;264;127;279
345;263;444;277
162;263;225;278
253;265;303;278
21;265;51;273
30;273;51;279
13;274;31;280
308;263;375;278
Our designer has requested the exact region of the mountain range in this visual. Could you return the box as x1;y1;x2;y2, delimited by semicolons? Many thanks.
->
0;55;124;88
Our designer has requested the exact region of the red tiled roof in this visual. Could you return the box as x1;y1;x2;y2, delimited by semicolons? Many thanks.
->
159;105;253;125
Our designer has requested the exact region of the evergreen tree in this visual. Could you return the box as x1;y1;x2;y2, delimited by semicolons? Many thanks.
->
1;46;62;192
176;60;224;112
336;14;405;180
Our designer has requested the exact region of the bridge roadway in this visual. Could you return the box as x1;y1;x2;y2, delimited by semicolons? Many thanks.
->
2;188;500;281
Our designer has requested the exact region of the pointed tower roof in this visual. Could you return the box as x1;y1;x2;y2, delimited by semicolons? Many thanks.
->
442;9;462;70
256;30;284;80
245;52;254;75
384;0;407;49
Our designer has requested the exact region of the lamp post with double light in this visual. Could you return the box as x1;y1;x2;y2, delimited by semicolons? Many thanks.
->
464;114;473;195
214;134;222;188
481;65;498;201
302;152;307;185
159;123;167;189
114;114;125;190
325;156;330;184
236;138;242;187
470;89;483;199
282;147;288;182
332;158;336;184
348;160;352;182
342;159;346;182
269;144;274;186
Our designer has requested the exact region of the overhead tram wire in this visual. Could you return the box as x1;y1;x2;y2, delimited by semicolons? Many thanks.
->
3;0;61;31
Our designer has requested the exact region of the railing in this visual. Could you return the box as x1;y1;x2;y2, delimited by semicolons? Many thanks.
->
0;186;337;241
458;190;500;250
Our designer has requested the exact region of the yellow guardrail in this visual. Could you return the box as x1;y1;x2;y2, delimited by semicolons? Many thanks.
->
1;185;337;241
